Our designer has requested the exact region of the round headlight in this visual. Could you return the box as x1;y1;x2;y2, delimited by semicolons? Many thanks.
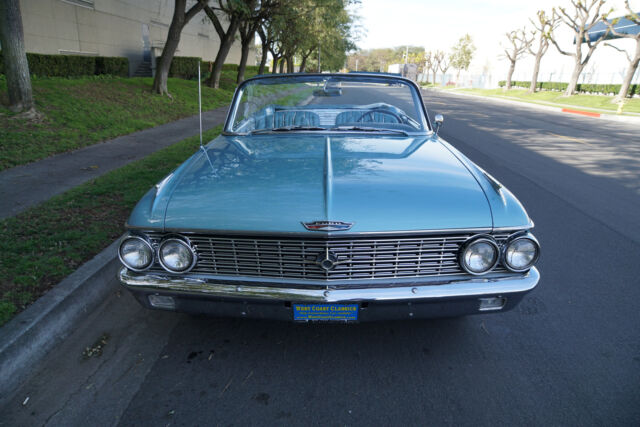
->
119;236;153;271
158;238;196;273
460;237;499;275
504;235;539;272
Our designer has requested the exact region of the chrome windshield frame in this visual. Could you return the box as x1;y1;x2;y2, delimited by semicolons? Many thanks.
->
222;73;433;136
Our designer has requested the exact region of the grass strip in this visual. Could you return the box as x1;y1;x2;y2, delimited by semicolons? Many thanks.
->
0;127;222;325
0;71;255;171
454;88;640;114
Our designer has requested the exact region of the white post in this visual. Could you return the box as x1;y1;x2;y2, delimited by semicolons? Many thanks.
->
198;62;203;148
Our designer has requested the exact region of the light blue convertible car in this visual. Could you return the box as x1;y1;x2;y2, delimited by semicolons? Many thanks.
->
118;73;540;322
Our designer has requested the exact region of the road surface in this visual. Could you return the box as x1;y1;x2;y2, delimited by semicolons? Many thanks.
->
2;90;639;426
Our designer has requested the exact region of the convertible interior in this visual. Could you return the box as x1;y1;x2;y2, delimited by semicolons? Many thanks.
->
236;103;420;133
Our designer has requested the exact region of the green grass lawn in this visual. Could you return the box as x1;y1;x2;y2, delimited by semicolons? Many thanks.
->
0;127;222;325
0;73;244;171
455;88;640;114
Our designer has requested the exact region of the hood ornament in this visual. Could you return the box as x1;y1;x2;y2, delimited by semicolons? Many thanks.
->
302;220;354;231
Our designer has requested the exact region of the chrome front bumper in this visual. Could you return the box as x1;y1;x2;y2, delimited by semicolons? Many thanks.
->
119;267;540;321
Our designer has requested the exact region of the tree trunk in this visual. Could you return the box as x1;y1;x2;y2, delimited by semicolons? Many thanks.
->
616;40;640;101
565;60;584;96
153;0;187;95
529;50;544;93
505;60;516;90
271;56;279;73
432;70;436;85
278;58;285;73
236;38;251;84
206;17;240;88
286;55;294;73
258;43;269;74
0;0;34;113
299;56;308;73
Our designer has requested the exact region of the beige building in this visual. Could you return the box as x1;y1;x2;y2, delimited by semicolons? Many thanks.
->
18;0;246;76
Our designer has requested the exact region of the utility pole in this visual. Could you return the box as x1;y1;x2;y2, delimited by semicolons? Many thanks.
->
355;59;358;72
318;46;321;73
404;45;408;64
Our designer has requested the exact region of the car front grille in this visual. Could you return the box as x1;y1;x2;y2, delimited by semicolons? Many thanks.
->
147;232;510;281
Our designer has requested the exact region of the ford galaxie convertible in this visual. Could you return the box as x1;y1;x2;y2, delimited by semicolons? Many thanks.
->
118;73;540;322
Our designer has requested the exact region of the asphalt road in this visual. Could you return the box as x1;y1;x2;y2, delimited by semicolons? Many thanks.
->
2;91;640;426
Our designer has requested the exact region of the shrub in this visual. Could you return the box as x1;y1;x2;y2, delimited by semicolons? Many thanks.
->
0;51;129;77
158;56;201;80
95;56;129;77
497;80;638;97
27;53;95;77
221;63;238;71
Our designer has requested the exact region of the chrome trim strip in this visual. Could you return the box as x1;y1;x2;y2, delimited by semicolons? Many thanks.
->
324;136;333;219
119;267;539;303
125;224;500;238
493;222;534;232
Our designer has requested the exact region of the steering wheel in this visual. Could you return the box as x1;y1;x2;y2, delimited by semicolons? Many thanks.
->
356;109;403;123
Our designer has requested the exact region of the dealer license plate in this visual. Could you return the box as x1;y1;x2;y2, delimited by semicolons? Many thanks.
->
293;303;359;322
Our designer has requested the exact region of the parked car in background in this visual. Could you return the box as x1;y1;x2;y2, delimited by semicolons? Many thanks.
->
118;73;540;322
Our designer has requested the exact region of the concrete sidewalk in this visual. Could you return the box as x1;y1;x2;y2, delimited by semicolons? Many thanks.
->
0;106;229;219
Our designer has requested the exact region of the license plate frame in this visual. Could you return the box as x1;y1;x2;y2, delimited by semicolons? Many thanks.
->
293;303;359;322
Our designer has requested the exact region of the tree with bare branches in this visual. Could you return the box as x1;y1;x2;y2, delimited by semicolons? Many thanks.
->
548;0;611;96
603;0;640;101
439;54;451;84
431;51;445;85
501;28;535;90
528;10;559;93
423;51;433;83
201;0;245;88
152;0;207;96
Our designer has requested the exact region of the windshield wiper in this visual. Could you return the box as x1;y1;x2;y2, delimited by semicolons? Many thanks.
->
250;126;325;134
330;126;409;136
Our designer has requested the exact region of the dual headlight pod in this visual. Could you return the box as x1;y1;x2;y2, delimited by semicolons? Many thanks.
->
118;234;197;273
459;233;539;275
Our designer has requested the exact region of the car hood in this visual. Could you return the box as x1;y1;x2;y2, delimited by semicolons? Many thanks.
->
128;134;528;234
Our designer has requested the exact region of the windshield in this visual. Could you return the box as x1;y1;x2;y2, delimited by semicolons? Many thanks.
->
226;74;429;135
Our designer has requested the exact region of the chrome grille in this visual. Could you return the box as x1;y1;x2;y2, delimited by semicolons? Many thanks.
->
148;233;510;280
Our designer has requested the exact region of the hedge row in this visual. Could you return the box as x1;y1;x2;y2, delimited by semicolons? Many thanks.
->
0;52;129;77
160;57;260;80
498;80;639;97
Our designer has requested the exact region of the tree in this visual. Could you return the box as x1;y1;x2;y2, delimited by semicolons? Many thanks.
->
0;0;35;115
603;0;640;101
450;34;476;83
422;51;433;83
528;10;559;93
201;0;245;88
501;28;534;90
256;27;270;74
438;53;451;84
152;0;206;96
431;51;445;85
236;0;279;83
548;0;611;96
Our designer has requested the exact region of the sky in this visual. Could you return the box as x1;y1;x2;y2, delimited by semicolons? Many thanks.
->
352;0;637;84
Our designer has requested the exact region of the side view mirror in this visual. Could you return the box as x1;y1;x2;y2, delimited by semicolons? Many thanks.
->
433;114;444;136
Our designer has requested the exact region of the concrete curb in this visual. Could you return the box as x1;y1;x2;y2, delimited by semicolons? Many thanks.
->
426;89;640;125
0;239;121;407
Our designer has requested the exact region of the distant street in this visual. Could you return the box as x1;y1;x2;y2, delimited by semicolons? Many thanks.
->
2;91;639;426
